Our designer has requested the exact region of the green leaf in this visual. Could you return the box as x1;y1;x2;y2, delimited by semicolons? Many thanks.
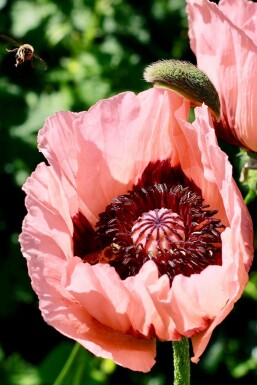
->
0;349;41;385
39;342;115;385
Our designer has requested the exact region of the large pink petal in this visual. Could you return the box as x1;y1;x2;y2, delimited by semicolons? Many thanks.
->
123;261;181;341
166;104;253;358
190;224;249;363
39;89;190;224
179;104;253;266
169;222;249;338
219;0;257;45
172;104;229;224
40;260;156;372
63;258;179;342
20;166;156;372
187;0;257;151
20;163;74;265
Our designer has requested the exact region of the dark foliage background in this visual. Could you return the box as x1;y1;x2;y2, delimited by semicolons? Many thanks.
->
0;0;256;384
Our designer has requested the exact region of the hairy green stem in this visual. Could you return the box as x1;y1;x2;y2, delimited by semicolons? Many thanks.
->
172;338;190;385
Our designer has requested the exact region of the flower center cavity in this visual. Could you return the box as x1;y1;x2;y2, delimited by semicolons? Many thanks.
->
72;162;225;284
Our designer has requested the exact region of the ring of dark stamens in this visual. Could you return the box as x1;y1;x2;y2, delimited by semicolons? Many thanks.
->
92;183;224;283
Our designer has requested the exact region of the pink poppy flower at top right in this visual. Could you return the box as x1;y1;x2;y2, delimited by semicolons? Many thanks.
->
187;0;257;152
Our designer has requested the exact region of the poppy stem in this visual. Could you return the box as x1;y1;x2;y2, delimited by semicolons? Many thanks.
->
172;337;190;385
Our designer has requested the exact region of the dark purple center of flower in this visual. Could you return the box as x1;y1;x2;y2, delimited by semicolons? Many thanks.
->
72;160;224;284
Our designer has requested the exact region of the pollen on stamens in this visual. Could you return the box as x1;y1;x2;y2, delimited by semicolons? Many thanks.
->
131;208;186;254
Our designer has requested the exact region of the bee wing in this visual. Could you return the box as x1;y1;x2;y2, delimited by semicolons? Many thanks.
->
0;34;21;47
33;53;48;70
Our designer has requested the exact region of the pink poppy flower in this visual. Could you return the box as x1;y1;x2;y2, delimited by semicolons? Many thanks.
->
187;0;257;152
19;87;253;372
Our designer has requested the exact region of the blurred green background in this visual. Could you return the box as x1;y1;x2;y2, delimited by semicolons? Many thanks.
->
0;0;257;384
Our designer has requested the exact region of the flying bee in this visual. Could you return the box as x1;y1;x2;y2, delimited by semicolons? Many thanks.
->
0;34;47;70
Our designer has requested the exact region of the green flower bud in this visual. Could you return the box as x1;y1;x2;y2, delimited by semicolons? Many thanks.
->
143;60;220;121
